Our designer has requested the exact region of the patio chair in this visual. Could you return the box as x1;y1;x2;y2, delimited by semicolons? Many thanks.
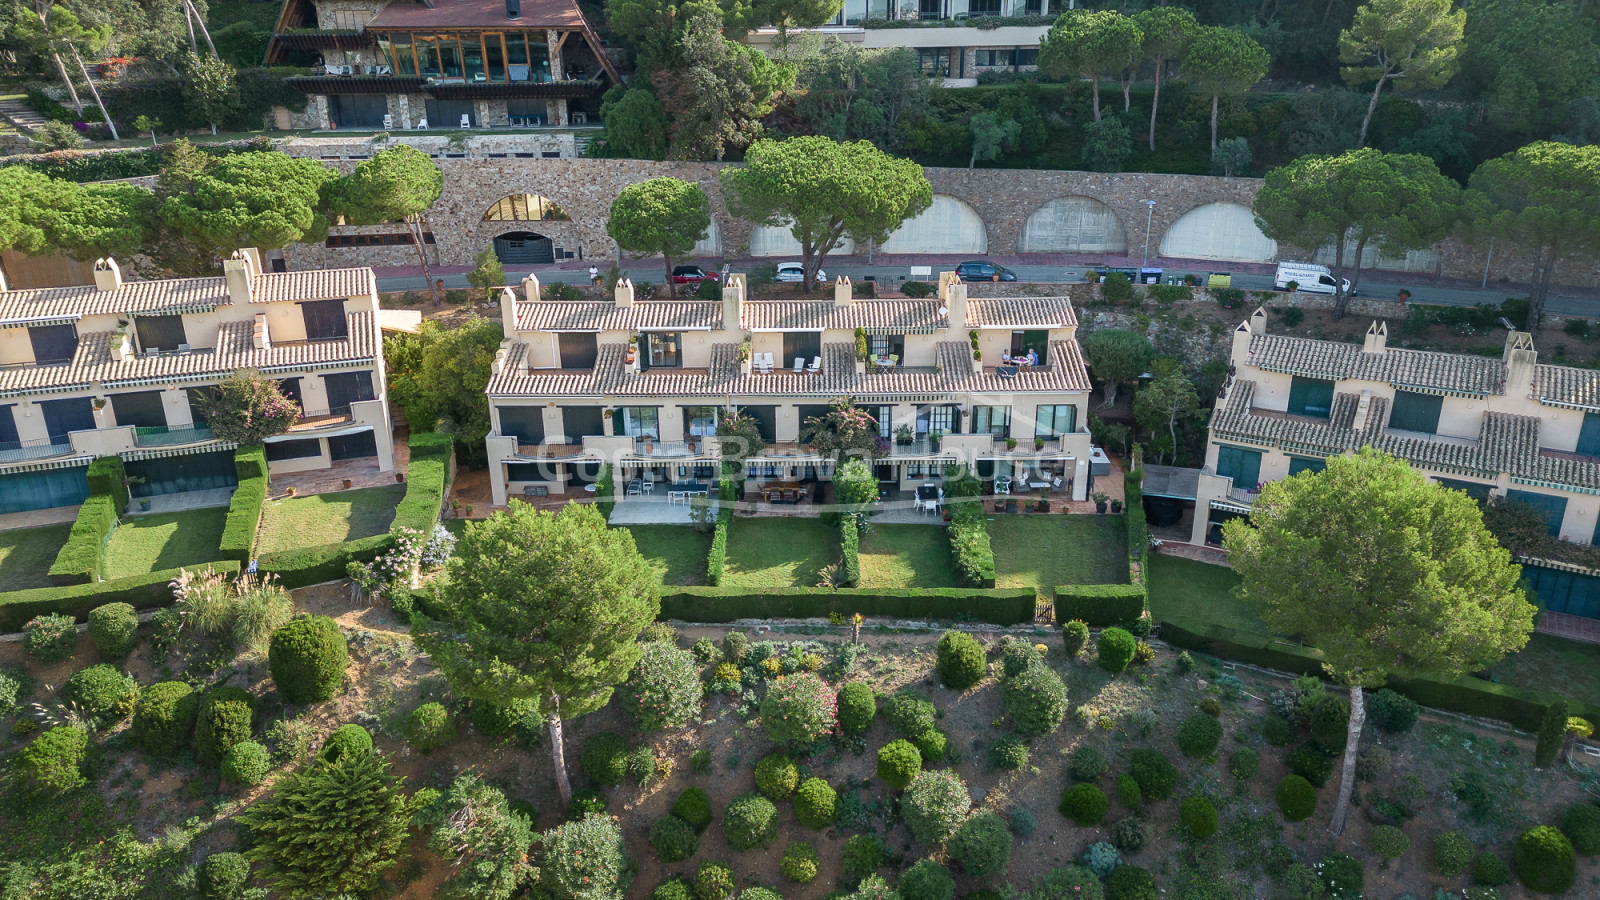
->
995;478;1011;495
793;357;805;373
627;483;642;495
459;113;472;128
414;118;428;129
784;489;798;503
642;479;655;493
807;356;822;373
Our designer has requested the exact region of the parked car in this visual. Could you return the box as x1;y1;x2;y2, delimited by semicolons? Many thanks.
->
955;260;1018;282
671;265;711;284
776;263;826;283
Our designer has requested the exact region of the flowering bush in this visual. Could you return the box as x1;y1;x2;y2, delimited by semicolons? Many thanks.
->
759;672;837;748
348;526;455;601
193;370;301;445
23;613;76;663
901;770;972;844
621;641;704;732
539;813;629;900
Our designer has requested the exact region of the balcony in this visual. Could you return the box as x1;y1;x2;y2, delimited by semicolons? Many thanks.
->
0;438;75;464
886;439;956;458
133;425;216;448
287;407;355;433
633;439;711;459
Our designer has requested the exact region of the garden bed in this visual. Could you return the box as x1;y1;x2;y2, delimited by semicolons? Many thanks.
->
102;508;229;580
255;485;405;554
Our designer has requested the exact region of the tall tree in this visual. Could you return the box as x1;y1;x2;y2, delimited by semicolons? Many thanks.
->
968;111;1021;168
721;136;932;292
651;10;795;161
1037;10;1143;123
1253;149;1461;319
1338;0;1465;148
1136;6;1198;151
327;145;445;304
1464;142;1600;338
1133;367;1200;463
1182;26;1271;151
184;50;237;136
414;502;659;809
157;151;336;268
17;2;104;115
0;167;151;261
606;177;712;297
1082;328;1153;408
1223;449;1534;837
1460;0;1600;134
597;86;670;160
757;0;844;41
382;317;503;464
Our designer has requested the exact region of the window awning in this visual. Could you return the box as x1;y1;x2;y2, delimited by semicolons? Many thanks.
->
121;442;238;461
0;454;93;474
0;314;81;330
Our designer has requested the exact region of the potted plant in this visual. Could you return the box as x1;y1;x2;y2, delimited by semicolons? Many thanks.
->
895;424;914;446
287;486;298;497
342;478;353;489
465;504;474;517
929;429;944;452
1111;498;1123;514
396;472;405;483
1397;289;1412;303
1093;491;1108;514
451;498;462;518
1286;280;1299;293
1038;486;1051;513
1005;437;1018;450
1034;437;1046;451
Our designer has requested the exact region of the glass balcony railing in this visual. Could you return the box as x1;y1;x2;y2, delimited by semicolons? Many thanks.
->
133;425;216;447
0;438;74;463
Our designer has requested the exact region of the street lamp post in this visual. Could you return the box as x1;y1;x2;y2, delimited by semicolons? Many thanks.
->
1141;200;1156;270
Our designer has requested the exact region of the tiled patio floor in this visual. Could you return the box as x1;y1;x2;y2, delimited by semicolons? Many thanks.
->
0;505;81;532
271;431;412;499
1537;611;1600;645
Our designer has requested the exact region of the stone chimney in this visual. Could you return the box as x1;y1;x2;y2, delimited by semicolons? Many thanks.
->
223;251;257;305
500;287;519;337
522;273;541;303
937;271;960;305
614;278;635;308
1504;330;1537;399
92;258;123;292
722;273;745;336
1362;320;1388;355
252;313;270;350
1231;307;1266;364
833;276;852;307
943;280;968;335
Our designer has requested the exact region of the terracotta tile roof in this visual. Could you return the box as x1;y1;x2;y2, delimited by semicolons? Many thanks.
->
0;267;375;320
966;296;1078;328
1212;380;1385;457
515;300;723;332
741;299;947;333
1534;365;1600;408
248;268;375;304
1247;334;1506;396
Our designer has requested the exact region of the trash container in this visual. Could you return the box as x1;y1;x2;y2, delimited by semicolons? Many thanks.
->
1140;268;1162;285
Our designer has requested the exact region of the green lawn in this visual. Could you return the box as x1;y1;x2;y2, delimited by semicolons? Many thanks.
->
1145;555;1268;634
991;515;1129;599
256;486;405;554
625;525;712;587
1490;633;1600;711
0;524;72;592
104;508;229;580
722;518;838;590
858;525;957;589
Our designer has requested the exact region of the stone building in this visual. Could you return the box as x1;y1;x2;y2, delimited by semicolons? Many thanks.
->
0;250;394;515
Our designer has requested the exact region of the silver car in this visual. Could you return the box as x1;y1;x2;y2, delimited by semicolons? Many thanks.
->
776;262;826;283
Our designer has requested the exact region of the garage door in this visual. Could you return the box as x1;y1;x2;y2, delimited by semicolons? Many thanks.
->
494;232;555;265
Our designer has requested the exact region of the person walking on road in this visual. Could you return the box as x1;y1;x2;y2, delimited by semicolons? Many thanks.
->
588;265;600;286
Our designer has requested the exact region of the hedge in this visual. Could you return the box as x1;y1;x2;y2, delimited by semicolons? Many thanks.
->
841;518;861;587
596;463;615;522
1054;584;1147;626
0;561;242;631
47;495;118;586
87;455;131;513
259;533;390;589
219;445;268;564
1125;468;1148;583
708;512;729;586
659;587;1036;625
948;501;996;588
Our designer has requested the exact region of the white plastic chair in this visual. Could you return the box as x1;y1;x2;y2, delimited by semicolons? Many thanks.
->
382;114;393;129
792;357;804;373
807;356;822;373
414;118;428;130
995;478;1011;495
459;113;471;128
642;478;655;493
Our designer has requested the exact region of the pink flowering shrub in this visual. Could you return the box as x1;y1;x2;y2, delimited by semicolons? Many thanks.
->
194;370;302;445
619;641;704;732
760;672;838;749
538;812;628;900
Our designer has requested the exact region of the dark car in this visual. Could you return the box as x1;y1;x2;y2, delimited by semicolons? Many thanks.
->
955;260;1018;282
671;265;711;284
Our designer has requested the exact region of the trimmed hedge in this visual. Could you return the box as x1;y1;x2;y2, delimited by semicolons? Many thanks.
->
87;455;131;512
1125;468;1147;581
219;445;267;564
257;534;389;589
948;501;996;588
0;561;242;631
659;587;1035;625
708;511;729;586
47;494;118;586
1054;584;1147;627
841;518;860;587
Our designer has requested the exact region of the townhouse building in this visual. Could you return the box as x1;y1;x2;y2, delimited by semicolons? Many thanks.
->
0;250;392;516
484;273;1104;506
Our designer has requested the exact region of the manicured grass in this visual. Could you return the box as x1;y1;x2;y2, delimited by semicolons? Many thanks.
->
0;524;72;592
255;486;405;553
103;508;229;580
858;525;957;589
1491;633;1600;711
991;515;1129;598
624;525;712;587
722;517;839;590
1146;555;1268;634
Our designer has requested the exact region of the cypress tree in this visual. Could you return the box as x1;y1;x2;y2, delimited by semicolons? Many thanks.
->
1536;699;1569;769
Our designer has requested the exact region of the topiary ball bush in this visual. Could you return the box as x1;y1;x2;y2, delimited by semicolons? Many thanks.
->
65;663;137;725
320;723;373;761
841;833;884;880
1069;744;1107;782
1116;773;1142;808
755;753;799;801
1059;782;1109;826
1288;742;1333;787
1561;803;1600;854
1062;620;1089;658
1001;663;1069;738
1262;714;1294;747
581;731;629;784
1113;817;1149;853
1319;853;1363;899
912;728;948;763
837;682;875;736
198;851;250;900
1107;865;1158;900
782;841;819;883
794;777;837;829
899;859;954;900
693;861;736;900
1276;775;1317;822
722;792;779;850
1180;795;1218;839
1473;851;1512;886
654;877;694;900
1369;824;1409;859
17;725;89;796
267;616;348;704
673;786;714;831
991;735;1029;771
196;686;254;766
650;814;700;862
1229;747;1260;781
1175;713;1223;758
936;630;987;689
948;810;1012;879
1514;826;1576;894
407;702;456;753
23;613;76;663
1129;749;1178;800
901;769;972;844
998;635;1043;678
87;602;139;659
877;738;923;789
882;690;938;737
132;681;199;757
1368;688;1420;734
1098;627;1136;673
220;740;272;785
1433;830;1473;875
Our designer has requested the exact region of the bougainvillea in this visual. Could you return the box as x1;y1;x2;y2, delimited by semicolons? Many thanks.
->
620;641;705;732
759;672;837;748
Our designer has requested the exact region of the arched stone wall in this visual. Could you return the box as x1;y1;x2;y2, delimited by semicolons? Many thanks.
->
880;194;986;254
1158;202;1277;262
1019;196;1129;254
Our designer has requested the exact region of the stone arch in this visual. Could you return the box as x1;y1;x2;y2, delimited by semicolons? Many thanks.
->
881;194;986;254
1019;196;1129;254
1158;202;1276;262
482;192;572;222
749;224;855;257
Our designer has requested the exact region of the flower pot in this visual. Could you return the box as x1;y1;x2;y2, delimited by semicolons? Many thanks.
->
1095;501;1107;513
396;473;405;483
341;478;352;489
287;488;297;497
138;499;151;511
1037;501;1049;513
1111;500;1123;514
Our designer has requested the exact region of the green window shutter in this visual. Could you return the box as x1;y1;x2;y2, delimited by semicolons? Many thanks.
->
1507;489;1568;538
1579;412;1600;457
1216;445;1262;488
1287;456;1326;476
1389;391;1443;434
1287;377;1334;418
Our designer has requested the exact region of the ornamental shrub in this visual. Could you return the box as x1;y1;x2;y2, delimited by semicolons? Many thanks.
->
196;686;254;765
1010;807;1036;839
1229;747;1260;781
1116;774;1142;808
901;770;972;844
540;813;629;900
64;664;138;724
1309;696;1350;753
794;777;837;829
673;786;713;831
841;833;884;880
622;641;705;732
581;731;629;784
655;877;694;900
883;690;938;736
1319;853;1363;899
1129;750;1178;800
837;682;876;735
1434;830;1473;875
1561;803;1600;854
1180;796;1218;839
198;852;250;900
650;815;700;862
991;735;1029;770
1276;775;1317;821
221;740;272;785
998;635;1042;677
694;861;736;900
899;859;954;900
1262;714;1294;746
87;603;138;659
1032;866;1104;900
1062;620;1089;658
18;725;89;795
267;616;348;704
1368;688;1420;734
1175;713;1223;758
1112;817;1149;853
948;810;1012;880
737;889;780;900
470;698;530;737
1097;628;1136;673
722;792;779;850
782;841;819;883
936;630;986;689
877;739;923;789
320;723;372;761
1288;742;1333;787
1514;826;1576;893
132;681;199;756
912;729;948;763
1069;744;1107;781
1198;696;1222;717
1107;865;1158;900
755;753;799;800
760;672;837;748
1060;782;1109;826
722;631;749;663
24;613;76;663
1473;851;1512;886
629;745;657;784
407;703;456;753
1002;664;1069;737
692;637;721;665
1083;842;1121;878
1369;824;1409;859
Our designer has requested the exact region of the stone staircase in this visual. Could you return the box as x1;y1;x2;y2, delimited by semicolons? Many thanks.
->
0;97;48;134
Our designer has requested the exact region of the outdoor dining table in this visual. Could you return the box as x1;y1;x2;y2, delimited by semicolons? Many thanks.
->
915;484;941;513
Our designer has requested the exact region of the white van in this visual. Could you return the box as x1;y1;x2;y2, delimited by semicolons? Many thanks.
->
1275;261;1351;295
